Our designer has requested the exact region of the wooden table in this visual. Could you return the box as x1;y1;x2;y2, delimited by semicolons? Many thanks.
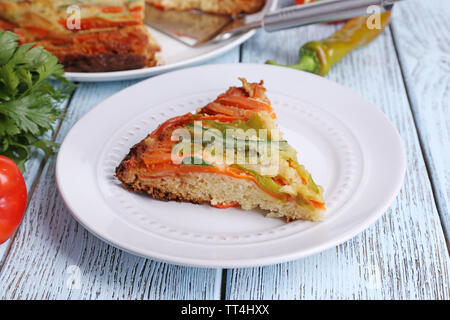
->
0;0;448;300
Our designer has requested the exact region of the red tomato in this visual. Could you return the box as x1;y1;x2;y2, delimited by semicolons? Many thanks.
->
0;156;27;244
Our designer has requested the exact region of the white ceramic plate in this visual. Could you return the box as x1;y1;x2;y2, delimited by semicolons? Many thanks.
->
56;64;406;268
64;0;277;82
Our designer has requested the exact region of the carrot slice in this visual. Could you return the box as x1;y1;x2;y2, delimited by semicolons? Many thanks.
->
272;177;286;186
101;7;123;13
130;6;144;12
195;115;248;122
217;96;272;113
152;3;165;10
147;163;253;179
311;200;326;210
142;153;173;166
23;27;49;38
201;102;255;118
216;96;276;118
211;201;240;209
58;18;140;31
151;113;193;136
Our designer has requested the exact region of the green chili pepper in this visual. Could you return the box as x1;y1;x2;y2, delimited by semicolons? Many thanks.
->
266;11;392;76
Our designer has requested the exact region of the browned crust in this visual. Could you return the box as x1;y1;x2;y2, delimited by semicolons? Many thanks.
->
132;182;206;204
34;26;160;72
0;18;160;72
115;141;145;186
59;52;154;73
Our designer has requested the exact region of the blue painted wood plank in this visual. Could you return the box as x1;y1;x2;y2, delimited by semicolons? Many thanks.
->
390;0;450;242
227;1;449;299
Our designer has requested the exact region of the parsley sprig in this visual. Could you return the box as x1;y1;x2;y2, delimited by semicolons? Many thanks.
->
0;31;75;171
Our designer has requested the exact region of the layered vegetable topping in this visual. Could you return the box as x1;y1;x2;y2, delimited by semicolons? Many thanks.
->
138;79;325;212
0;0;146;37
0;0;160;72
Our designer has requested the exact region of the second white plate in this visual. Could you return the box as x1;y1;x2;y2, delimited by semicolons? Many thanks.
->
64;0;277;82
56;63;406;268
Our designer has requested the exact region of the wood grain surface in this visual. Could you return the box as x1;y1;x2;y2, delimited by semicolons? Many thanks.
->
0;0;448;300
390;0;450;243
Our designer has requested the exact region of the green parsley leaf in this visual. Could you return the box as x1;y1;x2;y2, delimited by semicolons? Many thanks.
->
0;30;75;172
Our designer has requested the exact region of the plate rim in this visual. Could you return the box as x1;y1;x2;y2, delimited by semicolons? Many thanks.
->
56;63;406;268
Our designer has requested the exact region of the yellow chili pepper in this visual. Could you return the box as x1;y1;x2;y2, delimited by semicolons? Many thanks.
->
266;11;392;76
